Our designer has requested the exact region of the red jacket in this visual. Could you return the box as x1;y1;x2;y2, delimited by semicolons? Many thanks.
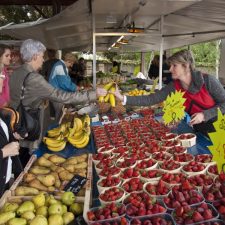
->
174;79;215;115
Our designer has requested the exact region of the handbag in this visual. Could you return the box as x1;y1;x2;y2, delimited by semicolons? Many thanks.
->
15;72;41;141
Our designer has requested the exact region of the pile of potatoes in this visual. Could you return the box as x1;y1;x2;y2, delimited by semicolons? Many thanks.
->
14;154;88;196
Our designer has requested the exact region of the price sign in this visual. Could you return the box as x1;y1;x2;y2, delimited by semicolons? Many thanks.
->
64;175;87;194
162;90;186;125
208;108;225;173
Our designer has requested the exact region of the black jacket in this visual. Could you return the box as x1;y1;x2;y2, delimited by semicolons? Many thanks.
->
0;113;23;197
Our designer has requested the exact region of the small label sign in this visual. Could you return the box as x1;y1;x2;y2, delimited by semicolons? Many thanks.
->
64;175;87;194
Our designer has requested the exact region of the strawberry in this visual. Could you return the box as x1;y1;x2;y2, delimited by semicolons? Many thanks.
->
192;211;204;222
203;209;213;220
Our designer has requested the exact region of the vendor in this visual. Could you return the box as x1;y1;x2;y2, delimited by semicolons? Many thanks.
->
113;49;225;136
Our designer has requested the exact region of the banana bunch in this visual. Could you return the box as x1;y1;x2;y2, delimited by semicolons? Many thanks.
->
98;82;116;107
67;115;91;149
43;136;66;152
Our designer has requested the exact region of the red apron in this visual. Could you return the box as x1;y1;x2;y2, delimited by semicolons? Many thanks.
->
174;79;215;115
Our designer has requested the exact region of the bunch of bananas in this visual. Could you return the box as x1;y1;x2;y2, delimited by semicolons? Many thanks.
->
43;115;91;151
67;115;91;148
98;82;116;107
127;89;150;96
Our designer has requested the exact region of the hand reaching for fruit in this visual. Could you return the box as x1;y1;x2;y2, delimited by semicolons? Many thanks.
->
110;84;124;102
96;87;107;98
190;112;205;125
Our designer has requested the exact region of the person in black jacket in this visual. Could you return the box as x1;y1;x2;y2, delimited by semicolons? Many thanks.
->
0;111;23;197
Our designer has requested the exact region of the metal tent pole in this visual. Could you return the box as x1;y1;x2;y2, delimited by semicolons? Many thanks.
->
159;16;164;90
92;14;96;89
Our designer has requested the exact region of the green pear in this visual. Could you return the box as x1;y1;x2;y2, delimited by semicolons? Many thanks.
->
48;203;63;215
62;205;67;214
21;211;35;221
36;206;48;217
45;195;59;206
8;218;27;225
48;214;63;225
17;201;35;215
61;192;75;206
69;203;83;215
32;193;45;209
0;211;15;224
1;202;19;213
30;215;48;225
63;212;75;225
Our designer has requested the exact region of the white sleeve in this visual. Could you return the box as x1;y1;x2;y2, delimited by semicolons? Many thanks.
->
122;95;127;105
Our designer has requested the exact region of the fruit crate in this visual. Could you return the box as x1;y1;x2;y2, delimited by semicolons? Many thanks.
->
23;154;37;172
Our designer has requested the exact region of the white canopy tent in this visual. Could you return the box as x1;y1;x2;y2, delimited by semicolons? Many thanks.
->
1;0;225;87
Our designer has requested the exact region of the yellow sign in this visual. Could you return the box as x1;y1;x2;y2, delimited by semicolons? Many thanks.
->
208;108;225;173
162;90;186;125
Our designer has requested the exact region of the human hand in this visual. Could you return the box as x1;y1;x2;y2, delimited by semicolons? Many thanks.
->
110;85;124;102
1;141;20;158
189;112;205;125
13;132;27;140
96;87;107;97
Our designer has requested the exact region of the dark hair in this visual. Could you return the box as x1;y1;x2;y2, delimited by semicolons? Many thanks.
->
0;44;10;58
113;61;118;67
47;49;57;59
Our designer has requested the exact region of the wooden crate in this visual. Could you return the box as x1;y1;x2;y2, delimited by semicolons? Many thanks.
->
24;154;37;172
83;154;93;222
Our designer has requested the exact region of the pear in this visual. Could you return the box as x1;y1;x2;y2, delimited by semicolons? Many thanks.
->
28;180;48;192
62;205;67;214
0;211;15;224
48;214;63;225
37;174;55;187
15;186;39;196
50;172;61;188
37;157;54;168
29;166;50;175
69;203;83;215
32;193;45;209
36;206;48;217
48;203;63;215
8;218;27;225
61;192;75;206
17;201;35;216
42;153;52;159
48;155;66;164
23;173;36;183
30;215;48;225
21;211;35;221
63;212;75;225
45;195;59;206
1;202;19;213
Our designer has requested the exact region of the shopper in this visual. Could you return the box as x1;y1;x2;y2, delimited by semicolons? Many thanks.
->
9;39;107;162
114;49;225;136
48;52;78;120
0;44;11;107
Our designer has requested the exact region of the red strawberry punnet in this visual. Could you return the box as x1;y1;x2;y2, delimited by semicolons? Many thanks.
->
163;188;204;209
208;164;219;175
160;159;181;172
202;182;225;202
187;174;214;188
172;202;216;224
152;152;172;162
123;191;155;206
93;152;111;162
144;180;171;196
182;161;206;173
116;158;136;169
195;154;213;163
99;166;121;177
120;168;140;180
122;178;144;193
130;215;174;225
136;158;157;170
161;173;187;185
167;146;187;155
99;187;125;203
98;175;121;188
173;153;194;164
140;169;163;181
87;203;126;222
